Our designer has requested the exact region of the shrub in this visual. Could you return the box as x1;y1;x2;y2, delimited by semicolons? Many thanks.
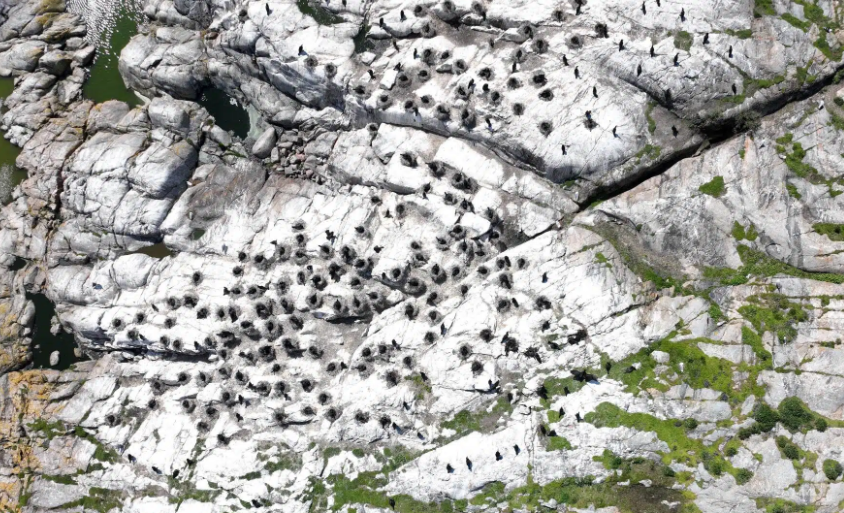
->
816;418;828;432
683;418;699;430
726;446;738;457
778;397;814;432
754;403;780;432
735;468;754;484
824;459;843;480
776;436;800;460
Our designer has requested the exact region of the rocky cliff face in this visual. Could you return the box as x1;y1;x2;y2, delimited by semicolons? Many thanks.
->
2;0;844;512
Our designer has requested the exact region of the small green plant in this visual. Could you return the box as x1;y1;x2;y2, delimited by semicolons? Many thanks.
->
823;459;843;480
699;176;726;197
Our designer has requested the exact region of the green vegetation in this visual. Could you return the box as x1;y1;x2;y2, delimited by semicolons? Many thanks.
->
786;183;802;199
546;436;573;451
296;0;344;24
595;252;611;267
59;487;123;513
738;294;808;343
353;23;374;54
645;102;657;134
699;176;726;197
742;326;772;362
732;221;759;241
755;497;815;513
634;144;662;163
781;13;812;31
776;436;802;460
585;403;743;482
735;468;754;484
739;397;838;439
704;245;844;285
28;418;66;440
725;29;753;39
43;474;78;485
815;32;843;61
674;31;693;51
823;459;843;480
813;223;844;241
439;397;513;441
753;0;776;17
776;133;844;197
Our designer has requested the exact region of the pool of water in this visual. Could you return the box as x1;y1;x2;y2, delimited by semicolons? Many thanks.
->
0;76;26;205
132;242;174;259
26;293;87;370
70;0;144;106
198;88;251;139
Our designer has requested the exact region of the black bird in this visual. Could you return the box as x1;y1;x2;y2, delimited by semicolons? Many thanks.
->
642;2;646;14
728;45;733;58
574;67;580;79
612;126;618;137
400;10;406;21
732;83;737;94
585;110;592;120
592;86;598;98
152;466;162;475
446;463;454;473
513;444;521;455
679;8;685;21
656;0;660;5
379;17;385;27
413;48;418;59
128;454;137;463
637;63;642;76
561;144;567;155
495;450;503;461
298;45;306;56
575;412;582;422
563;386;570;396
389;498;396;509
368;69;375;78
466;457;473;470
619;39;624;51
650;45;655;57
542;272;548;283
512;61;518;72
265;3;271;15
672;125;679;137
576;4;581;14
674;53;679;66
703;33;709;44
559;406;565;417
562;55;568;66
392;39;399;50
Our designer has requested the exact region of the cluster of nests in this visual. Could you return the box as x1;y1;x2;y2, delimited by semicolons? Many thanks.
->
297;0;726;146
107;152;594;457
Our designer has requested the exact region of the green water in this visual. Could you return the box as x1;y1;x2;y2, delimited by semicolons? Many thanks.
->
27;293;86;370
198;88;250;139
82;4;143;106
0;76;26;205
132;242;174;259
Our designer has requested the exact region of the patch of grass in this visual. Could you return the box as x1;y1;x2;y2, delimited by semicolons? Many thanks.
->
59;487;123;513
439;397;512;441
595;449;624;470
755;497;815;513
705;245;844;286
725;28;753;39
547;436;573;451
786;183;802;199
241;471;261;480
781;13;811;31
699;176;726;197
738;294;809;343
585;403;739;480
674;31;693;51
264;452;302;473
732;221;759;241
753;0;776;17
813;223;844;241
815;32;843;61
43;474;78;485
634;144;661;164
645;102;657;135
28;419;66;440
776;436;802;460
742;326;772;363
823;459;843;480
